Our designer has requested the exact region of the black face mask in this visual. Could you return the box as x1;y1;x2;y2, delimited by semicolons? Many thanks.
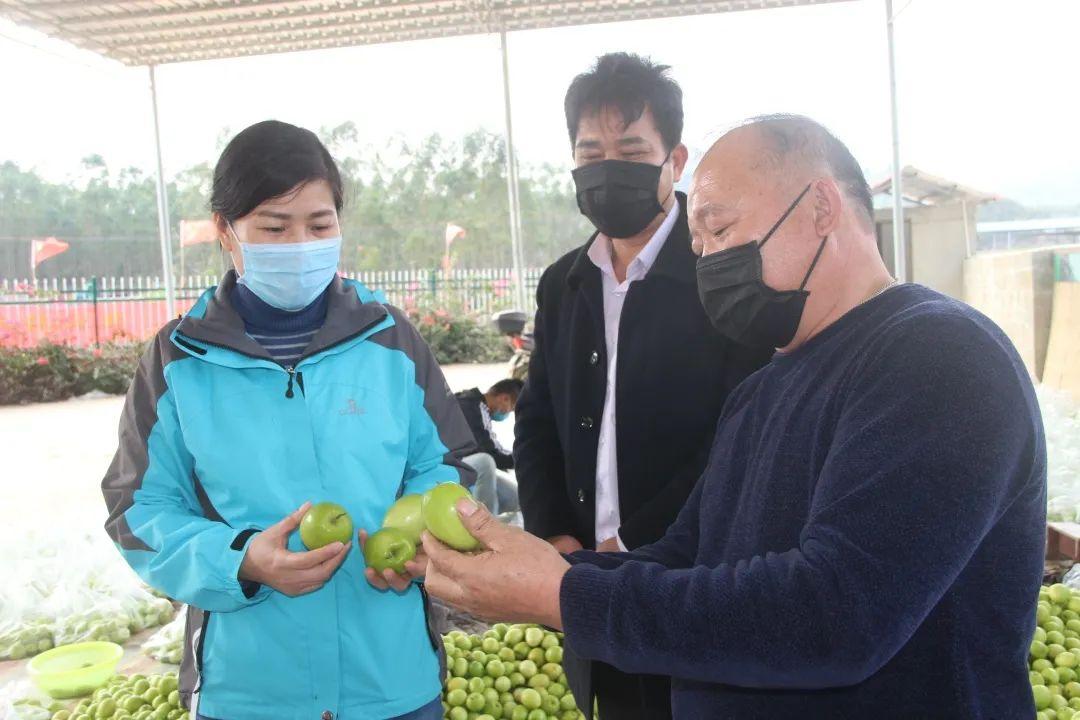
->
696;183;828;349
572;156;669;239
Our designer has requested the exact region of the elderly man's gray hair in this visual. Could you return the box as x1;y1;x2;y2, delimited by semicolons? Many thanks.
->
738;114;875;228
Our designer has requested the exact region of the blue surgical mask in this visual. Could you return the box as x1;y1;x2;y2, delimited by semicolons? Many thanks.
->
491;410;510;422
235;230;342;311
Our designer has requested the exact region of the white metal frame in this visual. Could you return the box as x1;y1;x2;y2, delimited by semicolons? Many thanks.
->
2;1;855;65
148;65;176;319
499;29;529;314
884;0;905;282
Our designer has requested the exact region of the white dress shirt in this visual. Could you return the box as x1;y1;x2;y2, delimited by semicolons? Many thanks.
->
586;199;680;549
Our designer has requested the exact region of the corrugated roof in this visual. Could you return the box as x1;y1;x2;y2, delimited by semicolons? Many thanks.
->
0;0;853;66
872;165;998;206
978;218;1080;234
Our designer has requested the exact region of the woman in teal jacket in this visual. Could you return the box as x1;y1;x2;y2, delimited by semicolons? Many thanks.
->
102;121;475;720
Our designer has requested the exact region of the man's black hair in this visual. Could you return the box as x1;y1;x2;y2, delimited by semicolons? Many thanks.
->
489;378;525;401
565;52;683;153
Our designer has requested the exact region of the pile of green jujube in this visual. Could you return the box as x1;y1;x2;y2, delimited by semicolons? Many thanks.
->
128;598;176;634
51;611;132;647
8;696;67;720
1031;584;1080;719
48;672;189;720
1;620;55;661
441;624;585;720
1;598;175;662
51;598;175;649
141;612;184;665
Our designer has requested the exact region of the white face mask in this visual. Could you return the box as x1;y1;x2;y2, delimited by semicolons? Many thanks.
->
231;223;342;311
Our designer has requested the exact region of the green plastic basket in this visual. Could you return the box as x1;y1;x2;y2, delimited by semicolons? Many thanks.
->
27;641;124;699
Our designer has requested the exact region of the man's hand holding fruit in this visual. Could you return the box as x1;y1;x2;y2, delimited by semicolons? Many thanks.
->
423;497;571;630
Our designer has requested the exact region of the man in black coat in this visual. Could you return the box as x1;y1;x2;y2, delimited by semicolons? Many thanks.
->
513;53;772;719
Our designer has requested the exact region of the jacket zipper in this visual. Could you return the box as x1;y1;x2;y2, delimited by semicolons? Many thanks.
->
283;367;307;399
280;315;386;398
418;584;441;653
193;610;211;693
177;312;386;399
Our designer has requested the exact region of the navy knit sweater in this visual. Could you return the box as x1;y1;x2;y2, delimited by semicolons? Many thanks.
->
560;284;1047;719
230;283;328;367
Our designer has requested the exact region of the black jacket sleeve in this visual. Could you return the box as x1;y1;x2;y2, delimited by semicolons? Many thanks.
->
617;439;711;550
514;270;576;541
617;340;773;549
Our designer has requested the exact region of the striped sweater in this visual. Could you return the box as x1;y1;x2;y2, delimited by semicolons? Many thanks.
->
230;282;328;367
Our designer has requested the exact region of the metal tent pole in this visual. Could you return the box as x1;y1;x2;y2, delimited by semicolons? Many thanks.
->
962;200;973;258
885;0;906;282
149;65;177;318
499;29;528;312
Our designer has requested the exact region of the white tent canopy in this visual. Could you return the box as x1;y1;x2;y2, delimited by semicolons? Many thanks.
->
1;0;906;314
1;1;852;65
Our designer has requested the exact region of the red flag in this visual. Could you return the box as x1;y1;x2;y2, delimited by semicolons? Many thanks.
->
445;223;466;248
31;237;69;268
443;224;466;272
180;219;219;247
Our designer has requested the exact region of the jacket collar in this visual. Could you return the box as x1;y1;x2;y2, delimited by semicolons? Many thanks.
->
175;271;268;360
176;271;389;362
567;191;695;290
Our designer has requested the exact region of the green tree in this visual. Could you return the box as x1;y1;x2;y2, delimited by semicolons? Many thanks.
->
0;128;591;280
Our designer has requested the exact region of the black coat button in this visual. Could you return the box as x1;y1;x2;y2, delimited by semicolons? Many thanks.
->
589;351;599;365
578;489;586;503
580;416;594;429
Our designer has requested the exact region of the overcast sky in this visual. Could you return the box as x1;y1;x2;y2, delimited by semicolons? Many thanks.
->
1;0;1076;206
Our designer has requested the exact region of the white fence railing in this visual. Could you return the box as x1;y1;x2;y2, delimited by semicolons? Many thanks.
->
0;268;544;347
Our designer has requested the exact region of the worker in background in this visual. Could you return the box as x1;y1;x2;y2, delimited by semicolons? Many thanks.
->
456;379;523;515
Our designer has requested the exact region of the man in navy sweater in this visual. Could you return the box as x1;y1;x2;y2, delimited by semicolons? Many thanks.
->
417;115;1047;719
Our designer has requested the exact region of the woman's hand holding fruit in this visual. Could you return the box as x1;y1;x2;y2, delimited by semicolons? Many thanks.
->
239;502;351;597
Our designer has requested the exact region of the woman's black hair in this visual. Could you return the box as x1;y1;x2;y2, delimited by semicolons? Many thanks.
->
211;120;344;222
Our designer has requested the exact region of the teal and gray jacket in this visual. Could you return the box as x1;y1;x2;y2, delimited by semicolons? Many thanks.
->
102;272;476;720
